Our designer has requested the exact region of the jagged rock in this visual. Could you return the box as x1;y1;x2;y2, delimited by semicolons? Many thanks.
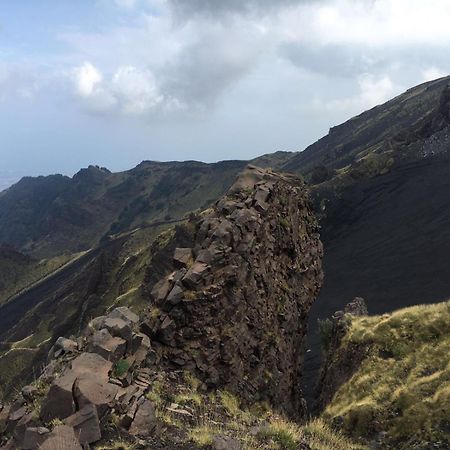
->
164;284;185;308
89;329;126;362
151;277;173;303
173;248;193;268
49;337;78;359
21;427;50;449
145;166;323;416
182;262;209;289
40;371;77;422
38;425;82;450
213;435;242;450
71;352;112;380
12;413;35;447
131;333;151;365
65;403;101;445
108;306;139;325
88;316;107;332
344;297;368;316
129;398;156;436
103;318;132;344
73;376;118;417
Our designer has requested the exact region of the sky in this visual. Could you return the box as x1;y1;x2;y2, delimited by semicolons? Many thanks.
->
1;0;450;182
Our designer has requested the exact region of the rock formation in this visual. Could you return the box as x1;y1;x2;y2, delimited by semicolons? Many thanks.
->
143;166;323;416
0;166;323;448
314;297;369;413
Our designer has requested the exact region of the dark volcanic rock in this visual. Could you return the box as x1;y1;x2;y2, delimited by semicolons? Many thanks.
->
144;166;323;417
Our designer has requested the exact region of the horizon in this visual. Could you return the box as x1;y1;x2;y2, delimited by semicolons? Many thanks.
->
2;1;450;183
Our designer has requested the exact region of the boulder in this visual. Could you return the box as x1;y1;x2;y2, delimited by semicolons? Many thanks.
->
12;413;35;447
182;262;209;289
71;352;112;380
38;425;82;450
73;376;118;417
173;248;193;268
129;398;156;436
40;371;77;422
103;318;132;344
89;329;126;362
21;427;50;449
165;284;185;307
344;297;368;316
65;404;101;445
150;278;173;303
107;306;139;325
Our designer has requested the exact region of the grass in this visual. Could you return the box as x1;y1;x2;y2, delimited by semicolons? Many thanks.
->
258;417;365;450
323;300;450;448
137;370;365;449
113;359;131;378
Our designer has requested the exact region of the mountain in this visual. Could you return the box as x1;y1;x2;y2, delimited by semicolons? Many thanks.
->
0;161;249;259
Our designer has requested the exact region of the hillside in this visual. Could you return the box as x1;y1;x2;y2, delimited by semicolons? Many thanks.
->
317;300;450;449
0;161;247;259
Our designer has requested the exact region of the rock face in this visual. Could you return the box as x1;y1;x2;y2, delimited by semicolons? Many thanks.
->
314;298;369;413
143;166;323;416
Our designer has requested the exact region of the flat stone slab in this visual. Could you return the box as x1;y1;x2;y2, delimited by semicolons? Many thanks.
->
39;425;82;450
71;352;112;380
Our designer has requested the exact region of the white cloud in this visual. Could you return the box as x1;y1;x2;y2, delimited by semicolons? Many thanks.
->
112;66;163;114
422;66;447;82
312;74;400;114
72;62;167;115
74;62;103;97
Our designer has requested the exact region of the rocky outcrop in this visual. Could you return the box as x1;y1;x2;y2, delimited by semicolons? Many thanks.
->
0;166;323;448
314;297;369;413
142;166;323;416
0;306;155;449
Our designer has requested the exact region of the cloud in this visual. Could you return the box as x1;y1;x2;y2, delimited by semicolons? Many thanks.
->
72;62;168;115
0;63;42;101
75;62;102;97
312;74;400;114
168;0;305;19
422;66;447;82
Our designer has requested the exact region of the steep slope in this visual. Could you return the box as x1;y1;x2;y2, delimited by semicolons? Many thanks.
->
317;300;450;450
285;77;450;403
0;223;173;399
283;76;450;179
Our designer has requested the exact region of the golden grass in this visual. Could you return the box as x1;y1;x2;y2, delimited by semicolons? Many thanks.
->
324;301;450;448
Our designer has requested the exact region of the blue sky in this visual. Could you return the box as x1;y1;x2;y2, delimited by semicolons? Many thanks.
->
2;0;450;183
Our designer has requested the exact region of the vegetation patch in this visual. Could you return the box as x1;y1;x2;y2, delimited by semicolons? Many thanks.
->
323;301;450;449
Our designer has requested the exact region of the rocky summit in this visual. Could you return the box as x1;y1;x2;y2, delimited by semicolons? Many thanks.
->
0;167;325;449
143;166;323;417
